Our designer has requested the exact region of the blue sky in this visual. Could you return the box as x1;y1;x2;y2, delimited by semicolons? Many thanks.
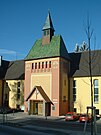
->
0;0;101;60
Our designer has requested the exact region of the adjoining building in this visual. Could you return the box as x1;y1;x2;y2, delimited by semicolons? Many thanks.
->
5;60;25;110
0;58;24;111
0;12;101;116
69;50;101;115
0;56;9;107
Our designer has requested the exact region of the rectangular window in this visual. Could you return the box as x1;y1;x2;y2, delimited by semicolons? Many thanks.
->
46;61;47;68
63;96;66;102
17;82;20;100
43;30;49;36
18;82;20;88
47;30;49;35
73;80;76;102
38;62;40;69
74;108;77;113
35;63;37;69
49;61;51;68
6;82;8;87
42;62;44;68
44;30;47;36
94;79;99;103
17;94;20;99
96;109;99;115
52;105;55;111
16;104;20;109
32;63;34;69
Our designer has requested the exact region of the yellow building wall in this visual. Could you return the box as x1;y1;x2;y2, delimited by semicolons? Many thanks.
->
6;80;24;109
70;76;101;114
69;78;73;111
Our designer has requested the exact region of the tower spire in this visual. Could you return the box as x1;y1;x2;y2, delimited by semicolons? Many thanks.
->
42;11;55;45
42;11;54;31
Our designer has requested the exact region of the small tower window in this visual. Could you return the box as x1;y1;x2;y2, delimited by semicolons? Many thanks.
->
47;30;49;35
38;62;40;69
42;62;44;68
43;30;49;36
49;61;51;68
35;63;37;69
44;30;46;36
32;63;34;69
46;61;47;68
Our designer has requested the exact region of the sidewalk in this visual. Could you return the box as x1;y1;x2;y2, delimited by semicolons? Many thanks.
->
0;112;66;122
1;112;101;121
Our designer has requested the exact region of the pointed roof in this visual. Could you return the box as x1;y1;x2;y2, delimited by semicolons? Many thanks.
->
42;11;54;31
25;35;70;60
26;86;53;105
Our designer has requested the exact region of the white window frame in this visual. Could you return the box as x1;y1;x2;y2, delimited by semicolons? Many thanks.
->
73;80;76;102
94;79;99;103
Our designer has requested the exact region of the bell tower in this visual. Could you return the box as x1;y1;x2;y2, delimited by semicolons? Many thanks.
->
42;12;55;45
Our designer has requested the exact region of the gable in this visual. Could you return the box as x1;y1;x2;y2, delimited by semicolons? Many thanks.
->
26;86;53;104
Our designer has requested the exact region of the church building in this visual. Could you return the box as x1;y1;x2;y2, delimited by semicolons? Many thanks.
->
24;12;70;116
1;12;101;117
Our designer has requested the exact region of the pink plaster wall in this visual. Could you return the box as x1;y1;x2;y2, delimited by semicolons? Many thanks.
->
24;57;69;116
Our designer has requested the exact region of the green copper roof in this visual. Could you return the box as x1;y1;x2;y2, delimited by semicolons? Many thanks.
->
25;35;70;60
42;12;54;31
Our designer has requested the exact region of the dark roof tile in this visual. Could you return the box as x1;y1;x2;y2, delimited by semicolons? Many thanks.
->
5;60;25;80
0;60;9;79
69;50;101;77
